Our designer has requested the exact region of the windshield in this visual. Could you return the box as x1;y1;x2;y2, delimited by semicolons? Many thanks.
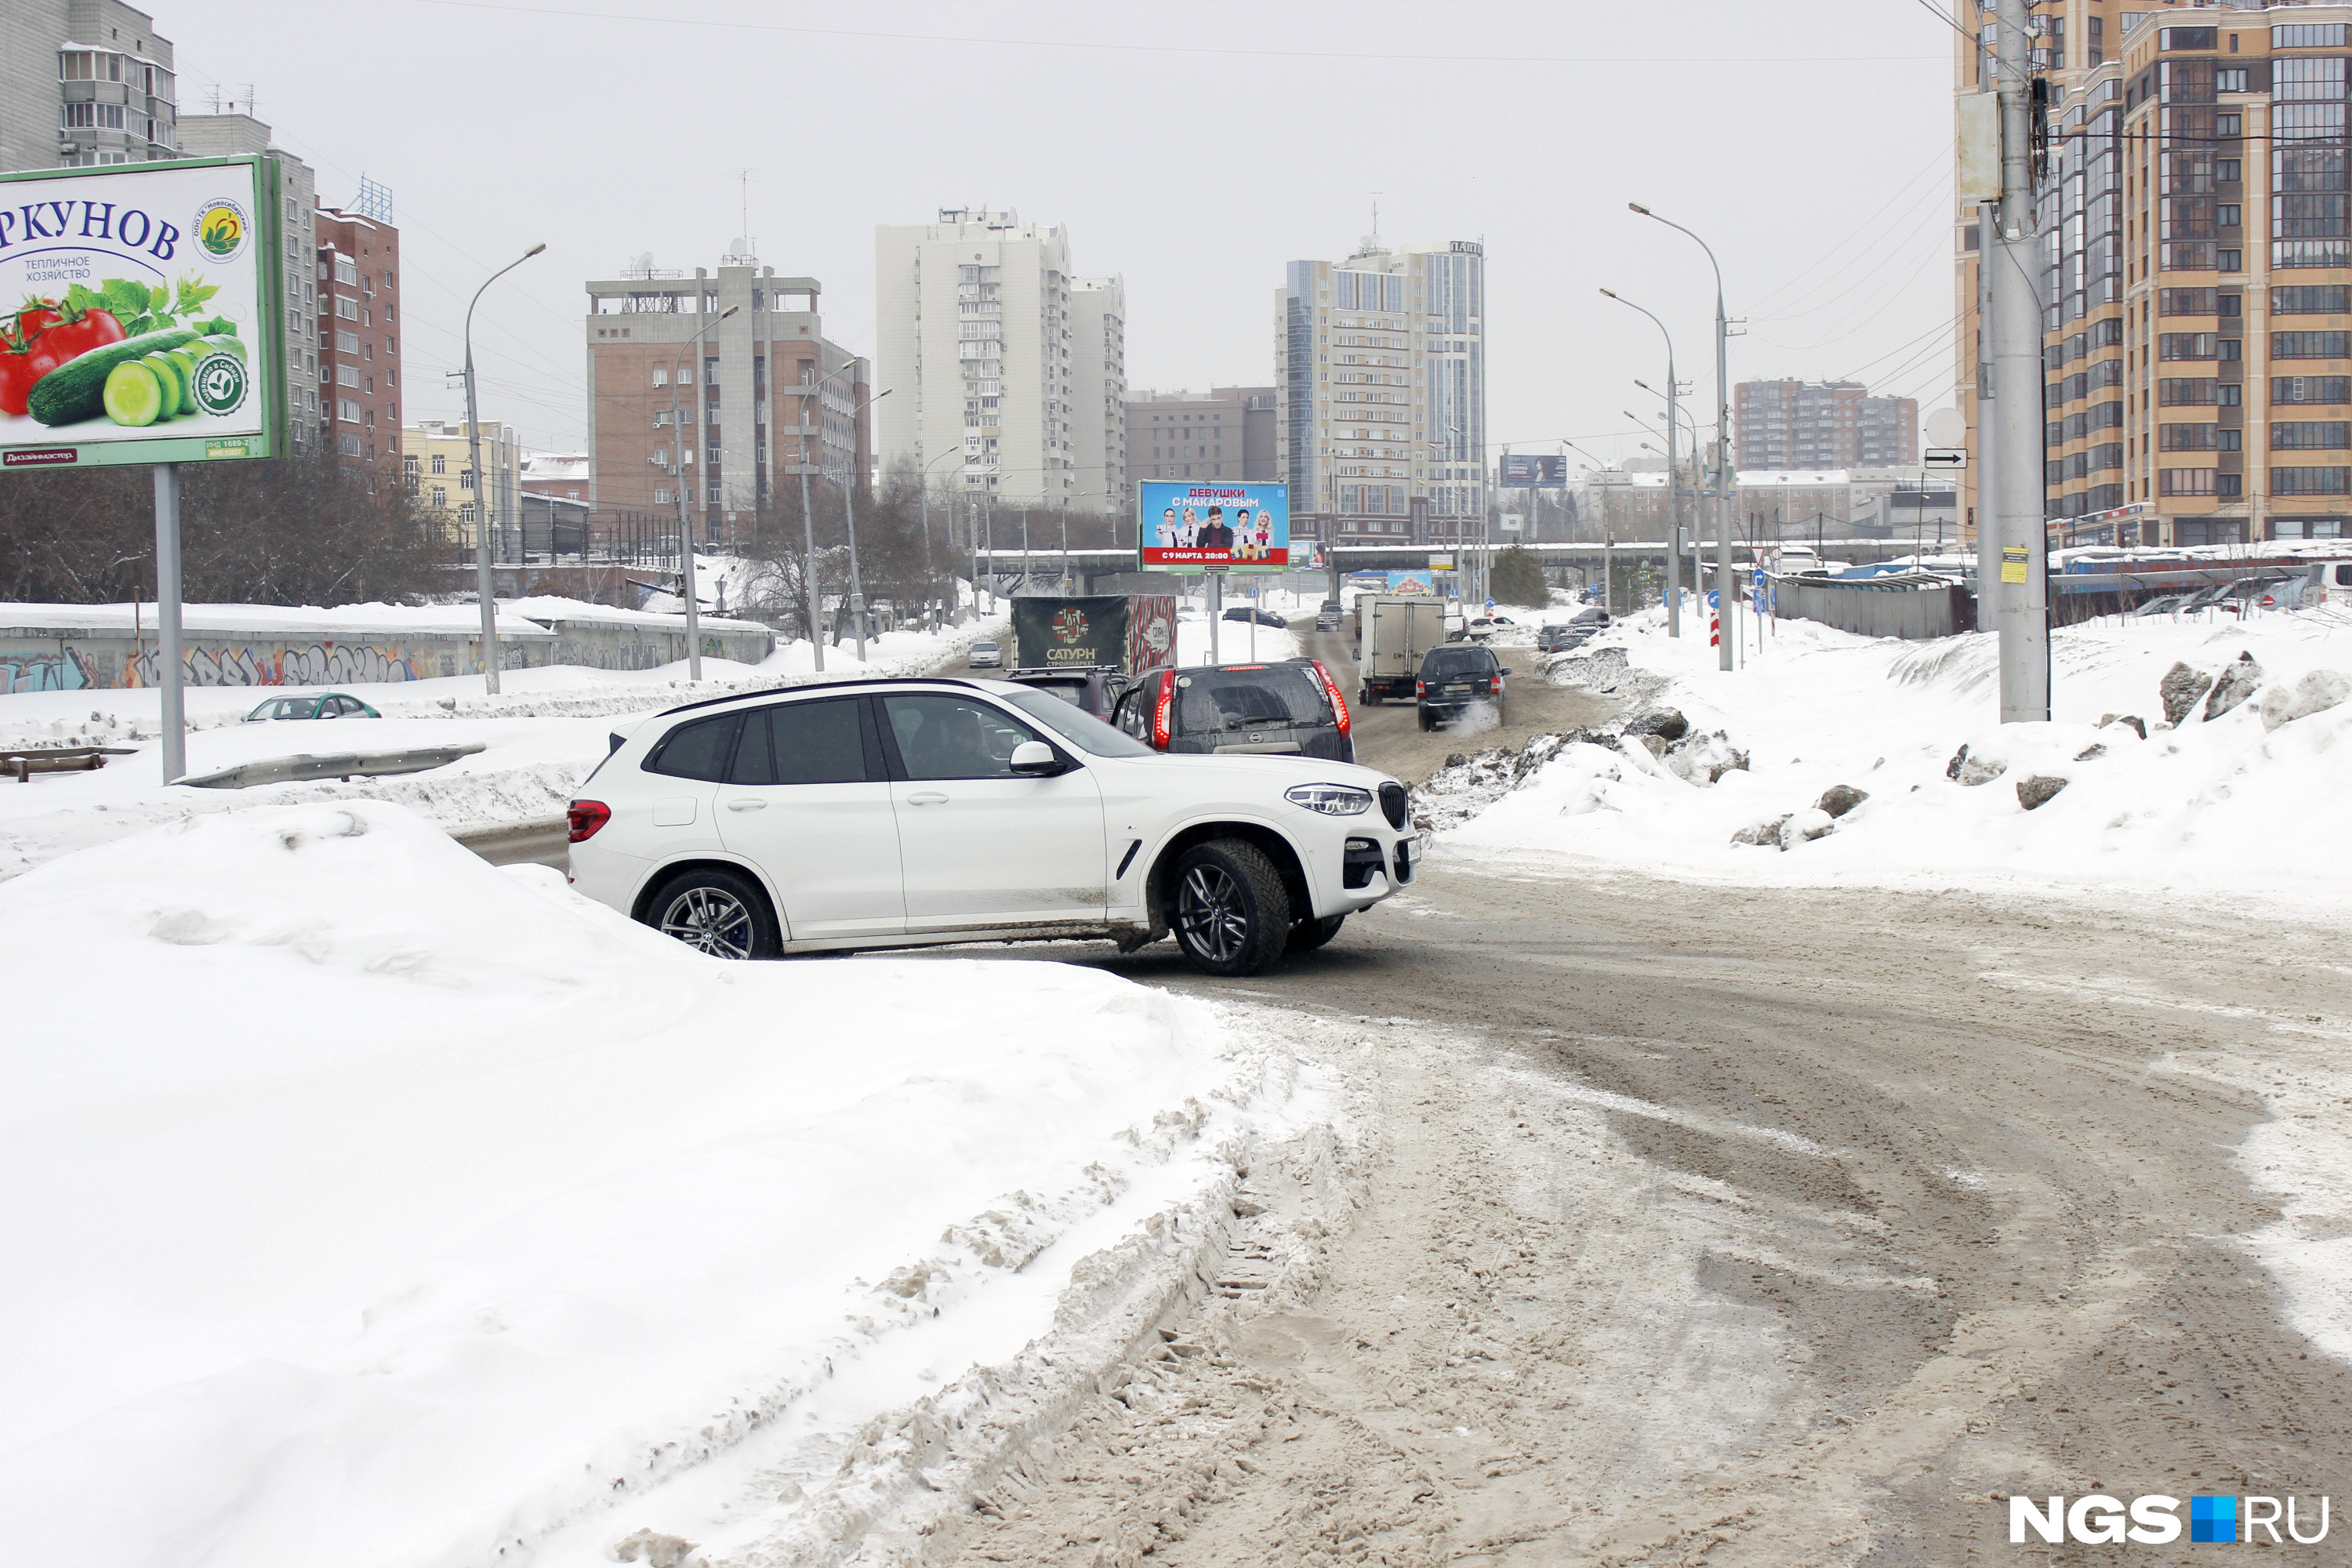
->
1173;666;1334;732
997;687;1156;756
1421;648;1496;677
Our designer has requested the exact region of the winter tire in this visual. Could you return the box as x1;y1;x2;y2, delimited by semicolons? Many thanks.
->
1286;913;1345;954
1171;839;1291;978
646;867;780;960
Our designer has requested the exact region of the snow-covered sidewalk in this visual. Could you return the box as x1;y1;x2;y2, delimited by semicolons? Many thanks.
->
0;615;1006;884
1431;604;2352;913
0;800;1325;1568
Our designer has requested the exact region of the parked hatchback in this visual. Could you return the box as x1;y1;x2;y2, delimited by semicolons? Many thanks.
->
1417;644;1510;731
1112;659;1355;763
565;677;1414;976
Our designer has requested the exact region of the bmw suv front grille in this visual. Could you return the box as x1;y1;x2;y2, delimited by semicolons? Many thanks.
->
1378;782;1410;830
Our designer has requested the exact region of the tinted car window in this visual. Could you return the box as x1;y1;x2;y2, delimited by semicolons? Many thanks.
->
1421;647;1498;677
644;713;739;780
1172;666;1332;734
1001;686;1154;756
770;699;868;783
883;693;1040;779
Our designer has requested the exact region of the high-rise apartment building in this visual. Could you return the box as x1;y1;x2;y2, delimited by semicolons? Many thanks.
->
584;259;869;538
874;209;1127;516
1067;276;1128;515
1127;387;1278;483
176;113;320;454
1954;1;2352;547
315;203;401;484
0;2;179;172
1735;379;1918;470
1274;236;1487;544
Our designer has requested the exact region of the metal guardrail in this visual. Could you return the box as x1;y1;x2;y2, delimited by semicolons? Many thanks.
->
176;742;487;790
1;745;137;782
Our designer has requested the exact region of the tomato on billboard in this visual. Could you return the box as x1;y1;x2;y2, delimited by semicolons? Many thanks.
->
1138;481;1289;574
0;156;281;471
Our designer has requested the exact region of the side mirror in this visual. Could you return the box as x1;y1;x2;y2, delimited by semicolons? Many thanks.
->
1497;667;1516;676
1010;740;1065;776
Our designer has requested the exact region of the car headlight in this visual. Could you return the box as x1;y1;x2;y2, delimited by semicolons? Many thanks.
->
1285;782;1374;816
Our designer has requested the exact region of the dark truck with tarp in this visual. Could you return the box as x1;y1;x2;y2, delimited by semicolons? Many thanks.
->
1004;595;1180;720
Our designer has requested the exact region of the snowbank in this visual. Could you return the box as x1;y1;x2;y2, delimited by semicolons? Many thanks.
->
1439;605;2352;910
0;614;1009;883
0;801;1301;1568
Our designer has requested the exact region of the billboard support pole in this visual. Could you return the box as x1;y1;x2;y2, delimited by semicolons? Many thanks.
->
153;463;185;784
1208;573;1222;664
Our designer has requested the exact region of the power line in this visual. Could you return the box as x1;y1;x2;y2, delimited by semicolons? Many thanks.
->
405;0;1944;65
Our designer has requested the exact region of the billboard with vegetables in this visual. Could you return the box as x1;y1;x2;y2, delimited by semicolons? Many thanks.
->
0;156;279;470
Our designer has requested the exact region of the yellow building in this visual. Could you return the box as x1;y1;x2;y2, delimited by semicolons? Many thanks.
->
401;419;519;548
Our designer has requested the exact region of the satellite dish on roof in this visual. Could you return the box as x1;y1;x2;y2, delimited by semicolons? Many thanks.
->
625;251;655;278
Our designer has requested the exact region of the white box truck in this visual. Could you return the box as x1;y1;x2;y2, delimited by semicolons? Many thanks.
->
1356;594;1449;705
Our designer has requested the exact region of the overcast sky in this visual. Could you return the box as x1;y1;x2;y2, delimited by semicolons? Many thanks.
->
168;0;1958;470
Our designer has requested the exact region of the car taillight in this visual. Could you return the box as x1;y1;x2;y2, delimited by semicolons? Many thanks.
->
1152;670;1175;750
1416;680;1426;697
567;800;612;842
1311;659;1352;737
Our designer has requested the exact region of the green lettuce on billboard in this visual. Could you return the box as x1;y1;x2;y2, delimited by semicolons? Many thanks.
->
0;156;281;471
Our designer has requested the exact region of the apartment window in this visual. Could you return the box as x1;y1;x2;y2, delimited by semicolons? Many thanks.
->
2160;27;2217;51
2273;286;2350;313
2160;288;2217;315
336;397;360;422
2217;205;2242;228
2274;56;2349;100
336;330;359;353
2160;333;2220;359
2274;24;2351;49
336;297;358;321
335;255;358;286
705;357;719;386
2274;465;2352;494
2159;468;2218;495
2160;423;2219;451
337;364;359;388
652;368;668;387
2274;332;2351;358
2216;69;2249;94
430;453;445;474
2273;421;2351;448
430;485;446;507
460;468;475;490
60;103;93;129
2273;376;2352;402
459;504;477;524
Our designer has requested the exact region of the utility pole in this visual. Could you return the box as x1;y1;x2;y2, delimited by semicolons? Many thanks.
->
1976;200;2001;633
1994;0;2050;720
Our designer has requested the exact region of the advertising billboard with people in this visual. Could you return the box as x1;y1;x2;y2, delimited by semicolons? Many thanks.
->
1137;481;1289;573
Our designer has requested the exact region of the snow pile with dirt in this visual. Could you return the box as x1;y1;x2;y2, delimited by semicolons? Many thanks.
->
0;801;1316;1568
1441;605;2352;909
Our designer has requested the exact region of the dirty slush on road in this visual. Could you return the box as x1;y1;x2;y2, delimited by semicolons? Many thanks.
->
923;861;2352;1568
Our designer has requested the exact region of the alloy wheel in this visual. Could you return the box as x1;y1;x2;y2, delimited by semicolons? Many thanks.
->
659;886;755;959
1177;864;1250;964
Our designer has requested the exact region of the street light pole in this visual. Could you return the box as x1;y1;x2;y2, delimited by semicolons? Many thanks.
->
919;445;960;627
797;358;858;669
841;387;892;661
1601;289;1681;635
670;303;740;684
463;241;545;695
1629;202;1734;670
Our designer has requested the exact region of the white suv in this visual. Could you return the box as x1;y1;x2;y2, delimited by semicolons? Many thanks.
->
565;677;1417;977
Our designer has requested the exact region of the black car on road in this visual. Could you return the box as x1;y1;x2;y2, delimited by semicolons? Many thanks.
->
1221;607;1289;628
1417;644;1511;731
1113;658;1355;762
1000;665;1136;722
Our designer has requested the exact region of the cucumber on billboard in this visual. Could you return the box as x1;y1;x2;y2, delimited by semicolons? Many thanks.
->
0;156;280;470
1138;481;1289;573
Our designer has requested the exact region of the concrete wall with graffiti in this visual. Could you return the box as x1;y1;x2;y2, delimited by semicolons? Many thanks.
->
0;628;557;694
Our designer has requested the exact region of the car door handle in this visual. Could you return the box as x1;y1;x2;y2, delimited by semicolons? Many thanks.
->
906;792;950;805
726;798;767;811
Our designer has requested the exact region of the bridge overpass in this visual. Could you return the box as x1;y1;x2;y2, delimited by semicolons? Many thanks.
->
968;539;1941;594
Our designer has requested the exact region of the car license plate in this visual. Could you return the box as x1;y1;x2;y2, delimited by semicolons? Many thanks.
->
1445;683;1470;695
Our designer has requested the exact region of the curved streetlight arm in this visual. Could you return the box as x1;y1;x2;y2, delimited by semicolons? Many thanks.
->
1600;285;1686;632
1631;201;1732;660
463;241;546;696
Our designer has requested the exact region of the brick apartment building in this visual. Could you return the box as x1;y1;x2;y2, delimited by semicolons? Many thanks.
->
315;205;400;485
1734;379;1919;471
1124;387;1278;484
585;259;869;543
